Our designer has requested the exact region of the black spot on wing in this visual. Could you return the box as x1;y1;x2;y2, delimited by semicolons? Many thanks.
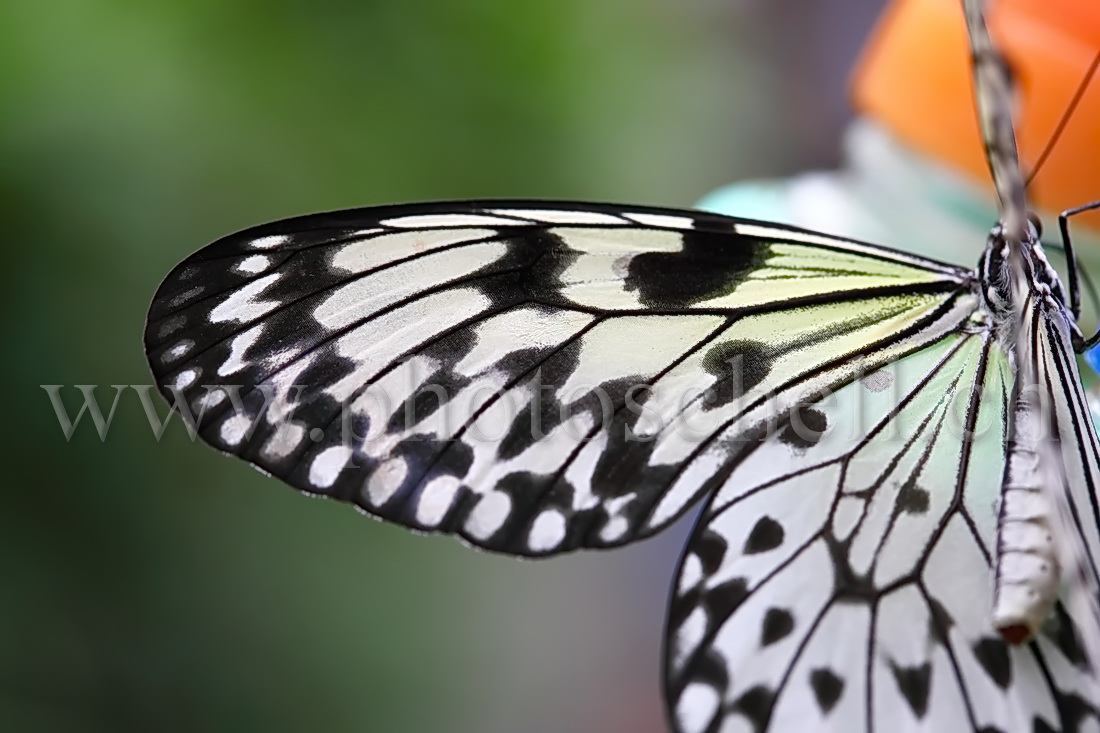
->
417;320;481;369
896;476;931;515
624;229;767;309
972;637;1011;690
760;608;794;646
381;322;483;433
889;661;931;718
704;577;751;628
743;516;784;554
522;230;582;303
473;344;583;461
1047;603;1089;668
1031;718;1057;733
701;340;773;410
495;339;584;460
927;598;953;646
809;668;844;714
1044;692;1095;733
778;405;828;449
680;648;729;699
413;436;475;484
498;391;564;461
473;231;559;309
385;369;472;432
668;588;701;635
731;685;775;733
586;391;665;500
694;529;729;576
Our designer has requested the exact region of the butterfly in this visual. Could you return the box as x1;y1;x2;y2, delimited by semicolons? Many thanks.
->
144;0;1100;730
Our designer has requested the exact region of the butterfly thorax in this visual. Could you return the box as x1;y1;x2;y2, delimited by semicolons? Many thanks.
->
978;222;1072;346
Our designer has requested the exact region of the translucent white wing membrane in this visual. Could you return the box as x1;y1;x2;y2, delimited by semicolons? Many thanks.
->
145;200;1100;730
668;328;1099;732
1015;293;1100;676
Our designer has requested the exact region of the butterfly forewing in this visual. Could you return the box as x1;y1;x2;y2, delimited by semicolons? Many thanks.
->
146;201;972;559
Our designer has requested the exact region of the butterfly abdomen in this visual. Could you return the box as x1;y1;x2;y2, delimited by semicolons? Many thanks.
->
992;375;1061;644
992;462;1059;643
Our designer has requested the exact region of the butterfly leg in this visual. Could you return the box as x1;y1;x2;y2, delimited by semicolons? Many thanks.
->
1058;199;1100;344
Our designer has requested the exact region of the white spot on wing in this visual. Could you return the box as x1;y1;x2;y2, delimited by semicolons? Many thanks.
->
157;315;186;338
555;227;683;255
557;315;723;403
235;254;272;275
452;307;594;377
315;241;506;330
325;288;491;402
623;212;695;229
673;606;707;671
381;213;523;228
209;273;282;323
174;368;198;390
733;222;845;248
465;491;511;540
528;509;566;552
219;414;251;446
218;325;264;376
196;387;227;412
250;234;290;250
415;476;461;527
599;516;629;543
676;682;719;733
169;286;204;307
331;228;497;274
308;445;352;489
262;353;316;425
489;208;627;225
162;339;195;363
261;423;305;460
597;494;635;542
678;553;702;593
366;457;408;506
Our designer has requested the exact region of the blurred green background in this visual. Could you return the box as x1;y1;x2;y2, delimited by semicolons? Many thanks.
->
4;1;884;731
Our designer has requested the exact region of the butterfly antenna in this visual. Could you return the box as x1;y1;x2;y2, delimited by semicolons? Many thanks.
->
1025;51;1100;189
963;0;1028;242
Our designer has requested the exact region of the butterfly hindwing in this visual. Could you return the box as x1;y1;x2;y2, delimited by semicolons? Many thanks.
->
667;328;1100;731
145;201;973;556
1025;294;1100;689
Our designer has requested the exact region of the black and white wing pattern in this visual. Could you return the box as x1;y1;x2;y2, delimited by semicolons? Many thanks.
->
145;201;972;556
144;200;1100;730
667;323;1100;732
